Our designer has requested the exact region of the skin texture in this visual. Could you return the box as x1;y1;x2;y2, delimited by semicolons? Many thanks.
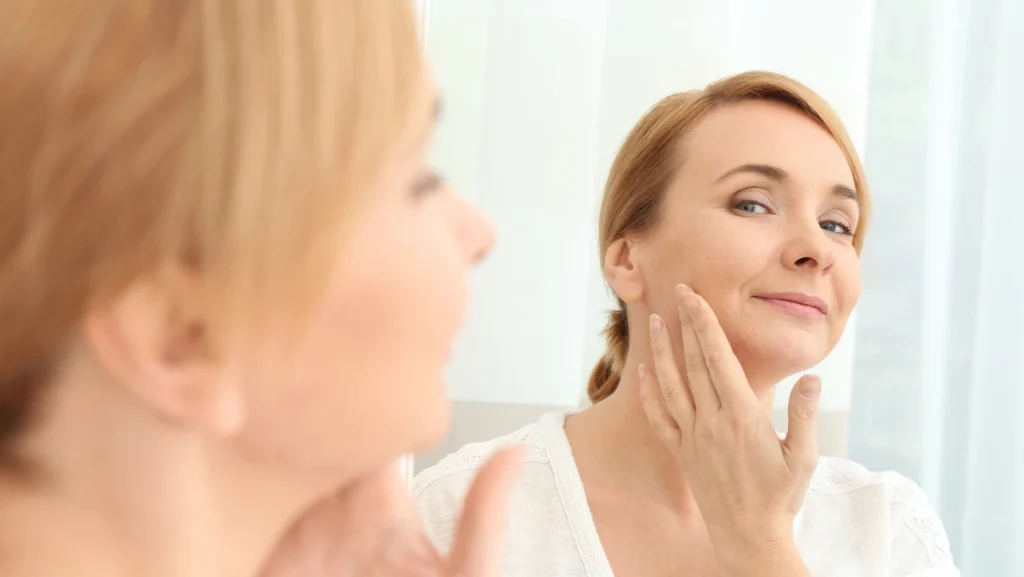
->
564;99;862;577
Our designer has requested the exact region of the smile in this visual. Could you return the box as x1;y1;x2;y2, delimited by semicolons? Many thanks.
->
753;292;828;318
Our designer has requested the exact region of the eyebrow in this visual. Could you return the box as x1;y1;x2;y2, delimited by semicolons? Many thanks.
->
716;163;859;205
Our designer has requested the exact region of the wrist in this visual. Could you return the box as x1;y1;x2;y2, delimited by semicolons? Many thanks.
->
710;523;806;577
716;539;808;577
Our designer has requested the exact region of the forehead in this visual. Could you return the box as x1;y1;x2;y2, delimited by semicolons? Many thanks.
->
679;100;855;189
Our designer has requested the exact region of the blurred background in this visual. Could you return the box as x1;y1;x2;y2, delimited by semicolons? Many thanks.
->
411;0;1023;574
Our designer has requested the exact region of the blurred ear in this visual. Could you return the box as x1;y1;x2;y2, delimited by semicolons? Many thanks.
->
603;237;645;304
80;266;244;437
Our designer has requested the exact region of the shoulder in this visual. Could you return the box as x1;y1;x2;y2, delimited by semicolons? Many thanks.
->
807;457;957;574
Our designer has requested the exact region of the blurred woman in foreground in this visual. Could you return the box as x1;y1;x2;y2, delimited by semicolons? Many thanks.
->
0;2;519;576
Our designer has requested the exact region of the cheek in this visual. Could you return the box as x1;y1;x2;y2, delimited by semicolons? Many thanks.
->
229;208;472;473
831;254;862;318
670;221;767;297
645;219;759;301
311;212;469;407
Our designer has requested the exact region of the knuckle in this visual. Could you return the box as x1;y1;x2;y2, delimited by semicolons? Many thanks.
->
704;348;728;372
697;422;718;445
796;403;817;421
661;381;681;402
724;413;746;434
684;350;704;370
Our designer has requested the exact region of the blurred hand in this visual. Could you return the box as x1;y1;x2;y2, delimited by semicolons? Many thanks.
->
259;447;523;577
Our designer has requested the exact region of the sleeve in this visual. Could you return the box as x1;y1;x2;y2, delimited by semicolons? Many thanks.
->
885;473;961;577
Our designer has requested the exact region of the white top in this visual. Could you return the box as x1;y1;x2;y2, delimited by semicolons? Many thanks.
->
413;413;959;577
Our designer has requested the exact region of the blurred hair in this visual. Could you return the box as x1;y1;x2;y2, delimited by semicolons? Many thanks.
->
0;1;427;469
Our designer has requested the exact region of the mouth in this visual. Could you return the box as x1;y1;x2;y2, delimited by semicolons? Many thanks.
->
753;292;828;318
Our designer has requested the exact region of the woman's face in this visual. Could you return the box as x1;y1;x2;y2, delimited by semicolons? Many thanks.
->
633;100;862;385
235;93;494;477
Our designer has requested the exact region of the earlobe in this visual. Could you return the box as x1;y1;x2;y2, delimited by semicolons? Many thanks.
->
603;238;645;304
194;374;245;437
79;267;245;437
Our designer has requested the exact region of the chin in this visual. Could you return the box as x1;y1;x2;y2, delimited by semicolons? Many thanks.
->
405;389;453;454
732;330;830;380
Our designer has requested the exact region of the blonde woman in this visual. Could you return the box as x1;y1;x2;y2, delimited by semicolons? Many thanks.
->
415;72;960;576
0;2;520;577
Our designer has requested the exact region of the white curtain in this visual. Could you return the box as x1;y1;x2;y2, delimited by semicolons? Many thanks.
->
848;0;1024;573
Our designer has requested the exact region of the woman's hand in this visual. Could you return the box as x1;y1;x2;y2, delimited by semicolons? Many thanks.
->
258;447;523;577
639;284;818;576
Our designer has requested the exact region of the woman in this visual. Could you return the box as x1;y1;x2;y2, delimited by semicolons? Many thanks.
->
0;2;520;577
414;71;960;576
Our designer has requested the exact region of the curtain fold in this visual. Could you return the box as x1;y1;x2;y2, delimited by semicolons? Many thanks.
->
850;0;1023;573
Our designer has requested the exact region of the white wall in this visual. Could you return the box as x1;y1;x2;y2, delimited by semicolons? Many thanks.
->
424;0;877;412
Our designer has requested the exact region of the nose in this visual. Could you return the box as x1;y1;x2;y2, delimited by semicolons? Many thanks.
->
781;220;836;274
451;194;495;264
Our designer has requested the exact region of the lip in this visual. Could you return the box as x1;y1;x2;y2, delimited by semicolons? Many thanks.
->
754;292;829;317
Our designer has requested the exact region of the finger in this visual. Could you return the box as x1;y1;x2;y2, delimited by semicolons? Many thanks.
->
675;284;721;414
782;375;821;474
649;313;696;430
638;362;682;447
680;285;757;411
446;445;525;577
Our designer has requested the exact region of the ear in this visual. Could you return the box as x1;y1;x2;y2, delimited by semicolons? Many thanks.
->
603;237;645;304
80;266;244;437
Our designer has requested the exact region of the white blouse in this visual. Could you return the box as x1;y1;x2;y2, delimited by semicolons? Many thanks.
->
414;412;960;577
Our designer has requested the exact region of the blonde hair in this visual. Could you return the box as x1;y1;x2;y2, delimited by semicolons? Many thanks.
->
0;2;427;466
587;71;872;404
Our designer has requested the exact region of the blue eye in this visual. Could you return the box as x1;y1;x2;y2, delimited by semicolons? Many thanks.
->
735;200;770;214
821;220;854;236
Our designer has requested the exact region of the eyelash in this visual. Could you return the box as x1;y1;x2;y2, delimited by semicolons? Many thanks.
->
411;171;444;198
733;200;855;237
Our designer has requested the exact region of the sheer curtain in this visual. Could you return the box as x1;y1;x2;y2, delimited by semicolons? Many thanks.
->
849;0;1024;573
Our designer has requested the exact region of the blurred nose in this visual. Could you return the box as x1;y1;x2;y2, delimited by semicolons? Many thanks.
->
451;193;496;264
781;219;836;275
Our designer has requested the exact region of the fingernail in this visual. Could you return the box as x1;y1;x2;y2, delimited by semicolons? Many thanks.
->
800;376;821;399
675;284;691;306
638;363;646;382
649;314;662;338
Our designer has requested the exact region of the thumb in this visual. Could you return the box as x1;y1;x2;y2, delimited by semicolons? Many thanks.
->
783;374;821;470
445;445;524;577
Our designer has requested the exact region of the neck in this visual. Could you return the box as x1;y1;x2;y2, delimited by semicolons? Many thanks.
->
565;348;777;515
0;361;329;577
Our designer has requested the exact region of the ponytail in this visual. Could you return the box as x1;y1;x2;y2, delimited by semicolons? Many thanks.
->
586;306;630;403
